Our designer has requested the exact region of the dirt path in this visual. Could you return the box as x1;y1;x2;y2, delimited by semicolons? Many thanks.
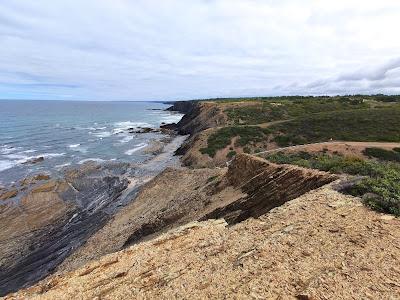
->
255;141;400;157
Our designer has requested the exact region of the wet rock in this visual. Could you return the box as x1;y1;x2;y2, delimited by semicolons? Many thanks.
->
22;156;44;165
20;174;51;186
133;127;159;134
160;123;178;130
0;162;130;296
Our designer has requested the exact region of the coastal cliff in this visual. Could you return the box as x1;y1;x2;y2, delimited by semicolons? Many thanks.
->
4;98;400;298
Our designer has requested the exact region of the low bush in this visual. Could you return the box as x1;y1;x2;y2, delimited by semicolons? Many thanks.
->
363;147;400;162
200;126;270;157
266;151;400;216
227;150;236;158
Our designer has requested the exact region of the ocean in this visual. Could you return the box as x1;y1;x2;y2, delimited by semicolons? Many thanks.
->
0;100;183;185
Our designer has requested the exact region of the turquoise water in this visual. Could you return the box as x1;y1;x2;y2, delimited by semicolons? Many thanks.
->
0;100;182;185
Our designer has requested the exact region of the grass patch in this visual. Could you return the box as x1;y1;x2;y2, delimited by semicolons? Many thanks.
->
266;151;400;216
363;148;400;162
200;126;270;157
270;107;400;146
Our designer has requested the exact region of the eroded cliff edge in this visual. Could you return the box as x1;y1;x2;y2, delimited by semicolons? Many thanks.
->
7;165;400;299
4;100;400;299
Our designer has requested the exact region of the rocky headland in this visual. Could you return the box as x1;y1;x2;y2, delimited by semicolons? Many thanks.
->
3;98;400;299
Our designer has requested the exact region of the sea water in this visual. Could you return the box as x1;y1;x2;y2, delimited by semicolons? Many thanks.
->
0;100;182;185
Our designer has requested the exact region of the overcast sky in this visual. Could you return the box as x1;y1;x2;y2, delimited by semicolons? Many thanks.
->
1;0;400;101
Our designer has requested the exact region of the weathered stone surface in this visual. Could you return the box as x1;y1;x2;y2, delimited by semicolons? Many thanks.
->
0;189;18;201
8;185;400;300
202;154;338;224
20;174;51;186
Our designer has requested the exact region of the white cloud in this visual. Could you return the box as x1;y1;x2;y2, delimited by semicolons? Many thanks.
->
0;0;400;100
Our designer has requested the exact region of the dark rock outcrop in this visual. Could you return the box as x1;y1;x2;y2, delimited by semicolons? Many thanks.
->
22;156;44;165
166;101;227;135
202;154;338;224
166;100;197;114
0;162;129;296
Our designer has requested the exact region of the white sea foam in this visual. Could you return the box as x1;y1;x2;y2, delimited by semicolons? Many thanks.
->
78;158;105;164
20;149;36;153
0;145;21;155
113;121;153;134
4;153;30;160
40;153;66;158
125;143;148;155
120;135;134;143
69;144;81;148
69;144;88;153
159;113;184;124
91;131;112;138
55;162;72;170
0;160;16;172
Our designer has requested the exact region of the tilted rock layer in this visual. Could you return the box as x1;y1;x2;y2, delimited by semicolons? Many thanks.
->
6;185;400;299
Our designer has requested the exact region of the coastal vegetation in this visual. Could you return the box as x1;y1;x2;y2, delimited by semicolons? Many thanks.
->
192;96;400;216
363;147;400;162
199;126;270;157
225;97;369;125
270;107;400;146
265;151;400;216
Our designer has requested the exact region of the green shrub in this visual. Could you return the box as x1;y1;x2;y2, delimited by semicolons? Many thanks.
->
266;151;400;216
243;147;251;154
363;147;400;162
227;150;236;158
200;126;270;157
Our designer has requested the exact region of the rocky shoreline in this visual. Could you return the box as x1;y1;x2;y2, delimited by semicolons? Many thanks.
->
0;119;187;296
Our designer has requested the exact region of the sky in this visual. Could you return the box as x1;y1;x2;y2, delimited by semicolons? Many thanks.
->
1;0;400;101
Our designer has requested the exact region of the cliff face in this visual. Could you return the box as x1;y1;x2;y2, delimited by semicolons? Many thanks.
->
9;184;400;299
203;154;338;224
168;101;227;135
48;154;336;275
165;100;197;114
